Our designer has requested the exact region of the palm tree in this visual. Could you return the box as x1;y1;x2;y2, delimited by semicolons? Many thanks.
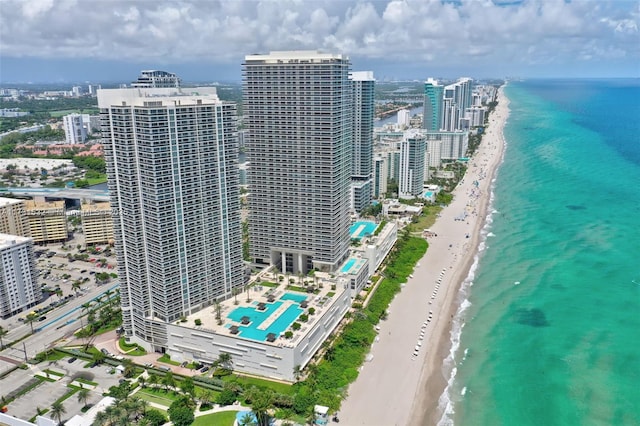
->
292;364;302;382
92;350;106;366
50;401;66;425
105;405;121;424
71;280;82;295
129;396;148;419
0;325;8;350
162;372;175;393
180;376;196;400
104;289;115;308
218;352;232;370
239;412;255;426
248;388;275;426
93;410;109;426
147;373;158;389
25;312;38;334
138;375;146;389
77;388;90;409
199;390;213;408
81;301;93;316
214;299;222;325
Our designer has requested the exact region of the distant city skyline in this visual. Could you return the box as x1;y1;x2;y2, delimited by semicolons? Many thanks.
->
1;0;638;83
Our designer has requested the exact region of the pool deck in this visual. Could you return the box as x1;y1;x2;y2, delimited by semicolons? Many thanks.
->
350;220;378;240
256;299;295;331
184;271;345;346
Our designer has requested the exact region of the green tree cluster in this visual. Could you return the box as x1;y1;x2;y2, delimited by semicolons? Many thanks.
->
168;396;195;426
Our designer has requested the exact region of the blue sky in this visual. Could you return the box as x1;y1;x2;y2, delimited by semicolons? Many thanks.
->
1;0;638;84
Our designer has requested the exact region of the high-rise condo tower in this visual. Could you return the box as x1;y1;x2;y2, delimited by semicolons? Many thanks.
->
423;78;444;131
98;86;244;350
244;51;352;274
350;71;375;213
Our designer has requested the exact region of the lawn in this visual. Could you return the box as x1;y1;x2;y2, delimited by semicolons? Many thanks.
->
157;354;180;366
86;174;107;185
75;377;99;386
36;349;66;362
222;374;293;395
118;336;146;356
42;369;65;378
408;204;443;233
136;388;180;407
193;411;239;426
258;281;278;288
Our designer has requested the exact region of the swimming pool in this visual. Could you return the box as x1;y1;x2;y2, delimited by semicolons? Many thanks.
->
227;299;304;342
341;258;356;273
341;257;367;274
350;220;378;240
280;292;308;303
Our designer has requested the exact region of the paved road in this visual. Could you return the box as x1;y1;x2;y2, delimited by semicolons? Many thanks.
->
0;283;119;363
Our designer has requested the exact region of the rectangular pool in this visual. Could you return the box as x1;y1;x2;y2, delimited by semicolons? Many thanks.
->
280;292;308;303
227;298;304;342
349;221;378;240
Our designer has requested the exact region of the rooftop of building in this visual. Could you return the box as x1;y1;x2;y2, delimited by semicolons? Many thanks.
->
183;271;345;347
0;158;74;170
81;201;111;212
0;233;32;248
350;71;375;81
0;196;24;207
97;87;221;108
245;50;349;62
23;199;65;210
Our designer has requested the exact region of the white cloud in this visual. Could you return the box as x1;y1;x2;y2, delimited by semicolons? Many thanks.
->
0;0;638;74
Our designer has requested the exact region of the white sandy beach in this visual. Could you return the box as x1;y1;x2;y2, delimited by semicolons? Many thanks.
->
339;87;510;426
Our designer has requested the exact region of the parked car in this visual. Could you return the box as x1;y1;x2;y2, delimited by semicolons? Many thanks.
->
68;357;77;363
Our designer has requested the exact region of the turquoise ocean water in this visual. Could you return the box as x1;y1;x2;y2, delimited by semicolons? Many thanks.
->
439;79;640;426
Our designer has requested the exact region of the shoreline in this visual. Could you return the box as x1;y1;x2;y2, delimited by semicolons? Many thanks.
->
416;85;510;426
339;86;509;426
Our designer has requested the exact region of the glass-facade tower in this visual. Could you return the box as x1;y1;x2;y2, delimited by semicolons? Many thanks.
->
423;78;444;131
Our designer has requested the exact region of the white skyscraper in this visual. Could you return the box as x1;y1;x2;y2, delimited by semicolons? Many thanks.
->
98;86;244;350
0;234;39;319
131;70;181;88
373;155;388;199
350;71;375;213
244;51;352;273
443;78;473;131
397;109;411;127
399;130;426;199
63;113;89;144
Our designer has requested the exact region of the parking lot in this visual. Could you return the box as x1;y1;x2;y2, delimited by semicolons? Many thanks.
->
0;232;117;333
2;355;125;423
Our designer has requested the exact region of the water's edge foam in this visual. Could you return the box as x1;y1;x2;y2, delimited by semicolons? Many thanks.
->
436;133;508;426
